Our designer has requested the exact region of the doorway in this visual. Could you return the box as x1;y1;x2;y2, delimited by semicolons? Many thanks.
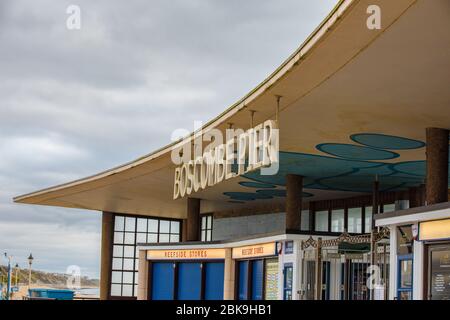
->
397;255;413;300
427;244;450;300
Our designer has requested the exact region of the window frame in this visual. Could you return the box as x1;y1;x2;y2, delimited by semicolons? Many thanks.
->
200;214;214;242
109;214;182;299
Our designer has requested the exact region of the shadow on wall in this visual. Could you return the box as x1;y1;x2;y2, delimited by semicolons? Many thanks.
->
212;213;286;241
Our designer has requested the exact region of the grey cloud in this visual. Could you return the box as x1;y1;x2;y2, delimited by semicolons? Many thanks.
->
0;0;338;277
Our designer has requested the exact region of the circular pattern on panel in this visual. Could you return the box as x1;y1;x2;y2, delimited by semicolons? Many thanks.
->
316;143;399;160
350;133;425;150
239;181;276;189
222;132;448;202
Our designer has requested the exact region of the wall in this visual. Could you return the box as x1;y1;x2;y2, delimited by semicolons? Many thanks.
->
212;213;285;241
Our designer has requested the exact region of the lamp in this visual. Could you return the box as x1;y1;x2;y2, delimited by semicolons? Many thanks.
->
27;253;33;290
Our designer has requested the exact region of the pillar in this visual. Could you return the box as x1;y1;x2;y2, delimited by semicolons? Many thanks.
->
137;249;149;300
371;179;379;230
388;226;397;300
412;240;425;300
315;238;323;300
286;174;303;231
186;198;201;241
223;248;235;300
426;128;449;205
100;212;114;300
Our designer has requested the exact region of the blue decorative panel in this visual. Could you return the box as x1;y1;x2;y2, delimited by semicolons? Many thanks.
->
350;133;425;150
223;133;450;202
204;262;224;300
151;262;174;300
177;263;202;300
251;260;264;300
223;192;272;201
239;181;276;189
238;261;249;300
316;143;399;160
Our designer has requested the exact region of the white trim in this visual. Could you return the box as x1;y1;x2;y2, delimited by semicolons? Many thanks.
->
412;240;424;300
137;233;336;251
376;208;450;227
388;226;397;300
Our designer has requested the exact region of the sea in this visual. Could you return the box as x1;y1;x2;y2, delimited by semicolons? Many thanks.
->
74;287;100;297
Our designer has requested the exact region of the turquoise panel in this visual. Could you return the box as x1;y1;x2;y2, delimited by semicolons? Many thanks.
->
316;143;399;160
350;133;425;150
222;132;450;202
239;181;276;189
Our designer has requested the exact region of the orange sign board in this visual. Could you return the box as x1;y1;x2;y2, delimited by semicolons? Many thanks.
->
419;219;450;241
232;243;276;259
147;248;226;260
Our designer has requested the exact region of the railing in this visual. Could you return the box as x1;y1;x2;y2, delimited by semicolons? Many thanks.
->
23;296;56;300
73;296;99;300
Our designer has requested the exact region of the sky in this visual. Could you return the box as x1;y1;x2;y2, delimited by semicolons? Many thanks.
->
0;0;338;279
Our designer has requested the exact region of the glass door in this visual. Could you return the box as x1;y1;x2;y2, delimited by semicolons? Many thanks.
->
397;255;413;300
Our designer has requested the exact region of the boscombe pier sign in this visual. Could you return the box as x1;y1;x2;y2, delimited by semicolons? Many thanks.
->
173;119;279;200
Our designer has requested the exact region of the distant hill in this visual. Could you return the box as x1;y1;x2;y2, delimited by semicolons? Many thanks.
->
0;265;99;288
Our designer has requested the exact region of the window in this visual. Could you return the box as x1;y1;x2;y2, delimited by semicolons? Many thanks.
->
383;203;396;213
365;206;373;233
111;215;181;298
315;210;329;232
396;225;413;255
399;259;413;288
398;257;413;300
347;207;362;233
331;209;344;233
201;215;213;241
301;210;310;231
284;241;294;254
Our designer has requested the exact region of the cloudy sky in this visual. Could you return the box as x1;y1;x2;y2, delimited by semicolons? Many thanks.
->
0;0;337;278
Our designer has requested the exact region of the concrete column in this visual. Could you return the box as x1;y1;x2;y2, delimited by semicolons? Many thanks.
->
426;128;449;205
137;249;149;300
286;174;303;231
412;240;424;300
186;198;201;241
223;248;235;300
100;212;114;300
